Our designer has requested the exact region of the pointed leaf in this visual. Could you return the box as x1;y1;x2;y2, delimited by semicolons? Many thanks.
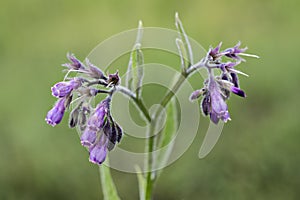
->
99;158;121;200
135;20;143;45
175;12;194;65
155;99;178;176
133;47;144;98
125;21;144;99
176;38;189;71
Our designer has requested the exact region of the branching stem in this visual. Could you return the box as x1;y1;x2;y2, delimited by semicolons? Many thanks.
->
98;58;207;200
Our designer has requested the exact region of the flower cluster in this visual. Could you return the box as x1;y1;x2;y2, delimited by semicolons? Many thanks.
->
80;97;122;164
45;53;122;165
190;42;252;124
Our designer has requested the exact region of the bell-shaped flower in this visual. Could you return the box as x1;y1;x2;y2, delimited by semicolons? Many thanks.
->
208;76;231;124
45;98;67;126
89;133;109;165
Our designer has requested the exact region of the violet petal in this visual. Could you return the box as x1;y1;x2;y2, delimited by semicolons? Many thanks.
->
45;98;66;126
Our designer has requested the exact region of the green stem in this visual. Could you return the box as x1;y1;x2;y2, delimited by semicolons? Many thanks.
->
134;98;154;200
145;123;155;200
144;72;188;200
134;98;151;122
99;158;121;200
159;57;206;112
116;61;205;200
160;72;187;108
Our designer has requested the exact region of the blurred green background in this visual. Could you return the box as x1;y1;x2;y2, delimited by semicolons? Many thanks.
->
1;0;299;199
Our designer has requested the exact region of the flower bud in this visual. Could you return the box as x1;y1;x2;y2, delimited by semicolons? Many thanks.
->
201;95;211;116
62;53;85;70
107;71;120;86
189;89;206;101
230;86;246;98
86;59;107;80
51;78;82;98
69;107;80;128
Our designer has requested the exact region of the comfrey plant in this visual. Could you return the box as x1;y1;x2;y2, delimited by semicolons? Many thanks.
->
45;13;258;200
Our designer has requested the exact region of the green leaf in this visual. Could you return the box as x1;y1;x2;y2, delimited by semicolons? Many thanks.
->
99;158;121;200
175;12;194;66
132;45;144;98
135;165;146;200
175;38;189;71
155;99;178;176
125;21;144;99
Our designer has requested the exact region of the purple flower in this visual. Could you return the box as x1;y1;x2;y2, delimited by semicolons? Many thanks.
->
51;78;82;98
80;99;109;147
79;97;123;165
81;126;97;147
87;100;108;128
46;51;125;166
87;121;123;165
219;62;237;72
45;98;67;126
62;53;85;70
218;62;246;88
208;76;230;124
223;41;247;61
208;42;222;60
89;134;109;165
86;59;107;80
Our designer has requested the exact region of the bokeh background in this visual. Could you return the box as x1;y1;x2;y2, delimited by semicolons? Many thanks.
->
1;0;299;199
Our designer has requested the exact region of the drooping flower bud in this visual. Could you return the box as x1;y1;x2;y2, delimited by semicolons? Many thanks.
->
51;78;82;98
230;72;239;88
78;105;90;131
86;59;107;80
89;133;109;165
62;53;85;70
80;100;108;147
87;100;109;128
189;88;206;101
45;98;67;126
69;106;80;128
230;86;246;98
